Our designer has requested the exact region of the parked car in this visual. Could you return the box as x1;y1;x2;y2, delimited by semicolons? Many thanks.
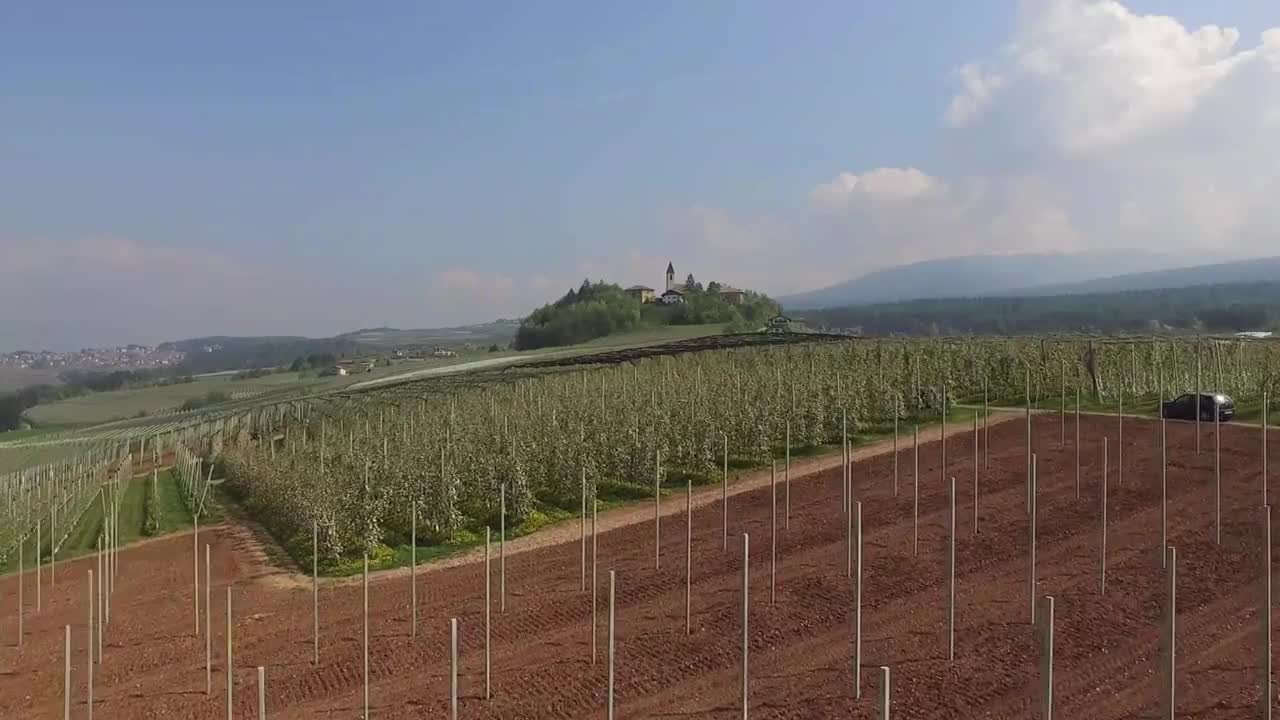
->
1160;392;1235;421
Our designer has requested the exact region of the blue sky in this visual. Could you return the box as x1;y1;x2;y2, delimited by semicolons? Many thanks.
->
3;1;1279;349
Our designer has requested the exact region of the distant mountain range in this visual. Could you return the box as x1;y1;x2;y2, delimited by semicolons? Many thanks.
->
778;252;1242;310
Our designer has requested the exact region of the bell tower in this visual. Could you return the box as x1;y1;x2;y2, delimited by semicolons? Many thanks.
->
665;261;675;292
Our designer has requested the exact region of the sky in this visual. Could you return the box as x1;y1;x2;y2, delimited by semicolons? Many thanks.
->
2;1;1279;350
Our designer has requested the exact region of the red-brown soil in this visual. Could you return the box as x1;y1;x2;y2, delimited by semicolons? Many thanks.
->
2;413;1278;719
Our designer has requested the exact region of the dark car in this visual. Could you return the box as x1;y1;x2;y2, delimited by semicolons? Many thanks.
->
1160;392;1235;422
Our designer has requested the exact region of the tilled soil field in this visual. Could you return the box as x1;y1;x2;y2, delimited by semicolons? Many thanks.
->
2;413;1278;719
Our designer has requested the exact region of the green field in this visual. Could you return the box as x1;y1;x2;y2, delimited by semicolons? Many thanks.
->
0;469;207;575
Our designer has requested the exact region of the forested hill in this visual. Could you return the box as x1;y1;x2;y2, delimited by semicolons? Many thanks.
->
800;281;1280;336
514;279;779;350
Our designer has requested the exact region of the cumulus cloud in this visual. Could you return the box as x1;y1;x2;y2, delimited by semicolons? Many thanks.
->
809;168;942;211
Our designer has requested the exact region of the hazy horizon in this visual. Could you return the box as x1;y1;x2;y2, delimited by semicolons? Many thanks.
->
4;1;1280;351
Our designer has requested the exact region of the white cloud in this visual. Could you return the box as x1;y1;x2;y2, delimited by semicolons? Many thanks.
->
810;168;942;212
948;0;1276;154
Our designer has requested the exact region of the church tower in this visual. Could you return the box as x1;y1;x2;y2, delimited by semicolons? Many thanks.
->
665;261;675;292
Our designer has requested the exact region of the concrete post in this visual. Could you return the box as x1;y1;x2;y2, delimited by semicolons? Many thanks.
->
742;534;750;720
854;501;862;698
1101;438;1108;596
1041;596;1054;720
450;618;458;720
1029;456;1038;625
608;570;617;720
948;476;956;662
1264;505;1272;720
1164;546;1177;720
878;666;890;719
257;666;265;720
913;426;920;557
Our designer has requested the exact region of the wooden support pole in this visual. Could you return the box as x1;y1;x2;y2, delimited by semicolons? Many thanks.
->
450;618;459;720
1216;411;1222;545
948;476;956;662
500;484;506;614
878;666;890;720
206;544;212;695
581;467;587;590
1161;417;1168;568
608;569;617;720
257;666;266;720
1075;385;1081;499
411;506;418;637
1118;387;1124;486
723;433;729;552
1040;596;1055;720
785;422;791;530
742;534;750;720
894;415;899;497
854;501;863;697
227;587;233;720
485;528;491;700
973;412;979;535
686;471;693;635
1101;438;1109;596
1264;505;1272;720
313;521;319;664
771;461;777;606
913;426;920;557
363;553;369;717
655;452;661;571
592;496;598;664
87;571;93;720
1164;546;1177;720
64;624;71;720
1029;456;1038;625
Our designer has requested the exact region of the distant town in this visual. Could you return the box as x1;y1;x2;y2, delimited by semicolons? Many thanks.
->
0;345;187;372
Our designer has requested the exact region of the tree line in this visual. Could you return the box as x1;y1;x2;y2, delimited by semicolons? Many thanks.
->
513;278;779;350
800;281;1280;336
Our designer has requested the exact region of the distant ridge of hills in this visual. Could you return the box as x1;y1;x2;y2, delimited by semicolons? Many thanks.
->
995;256;1280;298
779;251;1239;310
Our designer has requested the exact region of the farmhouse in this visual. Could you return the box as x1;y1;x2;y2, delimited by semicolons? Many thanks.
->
625;285;655;303
765;314;807;333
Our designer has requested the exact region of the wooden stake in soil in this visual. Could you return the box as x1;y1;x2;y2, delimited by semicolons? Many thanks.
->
723;433;729;552
485;528;491;699
1040;595;1055;720
771;461;778;606
913;425;920;557
87;570;93;720
1029;456;1038;625
1215;410;1222;545
500;483;506;614
257;666;266;720
948;476;956;662
96;539;102;662
843;410;849;514
312;521;319;663
741;534;750;720
227;587;233;720
411;505;418;637
655;451;662;571
17;536;22;646
363;553;369;716
1075;385;1081;499
973;412;979;535
608;569;616;720
1161;416;1168;569
1263;505;1272;720
854;501;863;698
64;624;71;720
581;467;587;590
1118;386;1124;486
1101;438;1109;596
785;421;791;530
1164;546;1177;720
894;414;899;497
592;497;598;664
206;544;212;695
450;618;458;720
686;471;693;635
878;666;890;720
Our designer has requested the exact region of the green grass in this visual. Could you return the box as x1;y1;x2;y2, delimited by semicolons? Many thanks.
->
24;372;316;426
0;469;215;576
